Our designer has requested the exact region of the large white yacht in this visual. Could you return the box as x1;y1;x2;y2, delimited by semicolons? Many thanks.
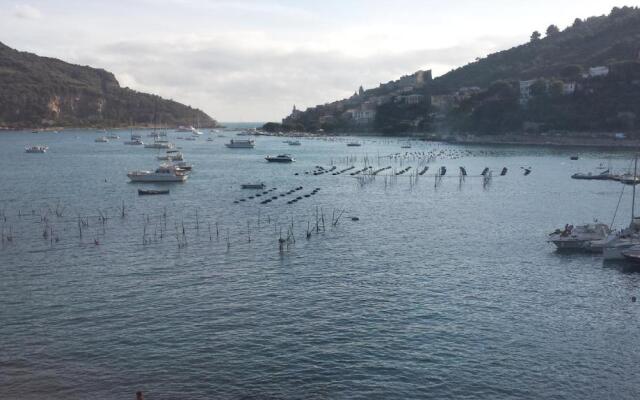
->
127;164;189;182
225;139;255;148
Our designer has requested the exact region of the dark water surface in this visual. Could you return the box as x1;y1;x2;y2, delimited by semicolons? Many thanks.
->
1;129;639;399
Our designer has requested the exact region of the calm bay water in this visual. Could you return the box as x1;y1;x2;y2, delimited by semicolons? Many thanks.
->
1;129;639;399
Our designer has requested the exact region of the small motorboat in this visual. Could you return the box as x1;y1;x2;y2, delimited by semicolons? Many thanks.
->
138;189;170;195
548;223;611;252
172;161;192;171
157;151;183;161
95;136;109;143
265;154;295;163
571;170;611;180
241;183;266;189
347;142;362;147
286;140;301;146
622;245;640;263
570;155;579;160
124;139;144;145
25;145;48;153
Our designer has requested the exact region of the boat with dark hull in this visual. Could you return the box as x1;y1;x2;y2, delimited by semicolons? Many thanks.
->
138;189;170;195
265;154;295;163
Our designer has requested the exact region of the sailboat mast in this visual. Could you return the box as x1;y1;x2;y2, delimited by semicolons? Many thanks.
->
633;155;637;221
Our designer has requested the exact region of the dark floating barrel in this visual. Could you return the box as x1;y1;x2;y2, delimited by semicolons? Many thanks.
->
440;166;447;176
523;168;531;176
459;167;467;176
501;167;508;176
481;167;489;176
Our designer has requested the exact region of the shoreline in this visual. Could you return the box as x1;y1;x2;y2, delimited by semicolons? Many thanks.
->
440;135;640;150
4;126;639;150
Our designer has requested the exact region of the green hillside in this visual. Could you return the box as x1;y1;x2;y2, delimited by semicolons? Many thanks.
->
274;6;640;136
0;41;217;128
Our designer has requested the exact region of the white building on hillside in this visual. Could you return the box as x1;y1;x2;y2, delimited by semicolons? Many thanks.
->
353;109;376;125
587;66;609;78
519;80;537;105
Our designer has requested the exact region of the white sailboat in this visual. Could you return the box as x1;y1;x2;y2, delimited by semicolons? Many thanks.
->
603;156;640;260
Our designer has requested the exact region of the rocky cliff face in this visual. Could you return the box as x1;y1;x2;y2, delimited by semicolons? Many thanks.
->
0;41;217;128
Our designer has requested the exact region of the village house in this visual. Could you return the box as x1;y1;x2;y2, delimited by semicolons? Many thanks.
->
586;66;610;78
519;80;537;105
455;86;482;101
430;94;455;110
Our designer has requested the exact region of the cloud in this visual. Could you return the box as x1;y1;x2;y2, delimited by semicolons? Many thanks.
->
13;4;42;20
74;33;515;122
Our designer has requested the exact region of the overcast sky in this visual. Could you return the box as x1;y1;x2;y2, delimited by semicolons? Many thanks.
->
1;1;637;121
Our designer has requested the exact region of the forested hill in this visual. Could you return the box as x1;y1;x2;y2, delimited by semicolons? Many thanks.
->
0;42;217;128
431;6;640;93
275;6;640;135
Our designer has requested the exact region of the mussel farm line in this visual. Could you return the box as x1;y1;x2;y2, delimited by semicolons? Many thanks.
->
0;200;352;255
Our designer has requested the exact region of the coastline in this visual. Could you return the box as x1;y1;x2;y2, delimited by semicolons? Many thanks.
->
439;134;640;149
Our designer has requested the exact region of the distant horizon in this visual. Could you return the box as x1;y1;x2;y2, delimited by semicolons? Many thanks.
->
1;1;636;121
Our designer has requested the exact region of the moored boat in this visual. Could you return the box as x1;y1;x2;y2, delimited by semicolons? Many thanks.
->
25;145;48;153
571;170;611;180
157;150;183;161
138;189;170;195
127;164;188;182
95;136;109;143
144;139;175;149
241;183;266;189
265;154;295;163
225;139;255;148
548;223;611;252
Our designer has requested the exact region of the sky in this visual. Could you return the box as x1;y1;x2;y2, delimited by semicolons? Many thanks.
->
1;1;638;122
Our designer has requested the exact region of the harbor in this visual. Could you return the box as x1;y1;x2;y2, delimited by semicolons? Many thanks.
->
3;128;640;399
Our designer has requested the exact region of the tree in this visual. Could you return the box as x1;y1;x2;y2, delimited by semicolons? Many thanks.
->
560;64;583;80
530;31;541;42
572;18;583;27
546;24;560;37
358;85;364;96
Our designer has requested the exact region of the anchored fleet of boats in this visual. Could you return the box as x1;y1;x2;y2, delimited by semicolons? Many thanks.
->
552;156;640;265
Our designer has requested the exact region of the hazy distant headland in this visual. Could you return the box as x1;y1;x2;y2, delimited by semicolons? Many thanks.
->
0;42;218;130
266;6;640;142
